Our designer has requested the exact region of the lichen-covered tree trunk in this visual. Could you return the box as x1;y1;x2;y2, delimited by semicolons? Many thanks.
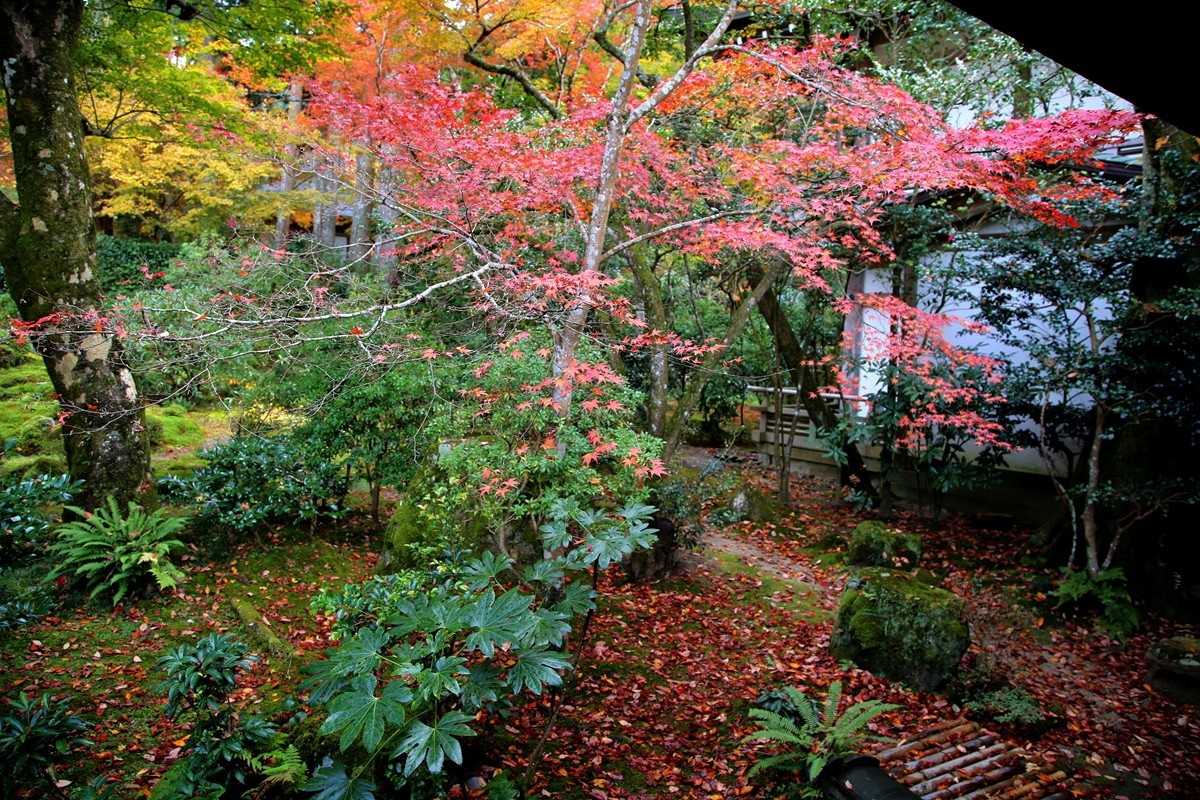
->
625;237;668;437
0;0;154;508
273;80;305;249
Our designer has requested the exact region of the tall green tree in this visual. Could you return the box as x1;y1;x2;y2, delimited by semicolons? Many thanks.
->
0;0;338;509
0;0;153;509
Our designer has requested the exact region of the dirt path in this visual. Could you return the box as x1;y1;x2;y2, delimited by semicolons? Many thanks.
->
699;529;830;598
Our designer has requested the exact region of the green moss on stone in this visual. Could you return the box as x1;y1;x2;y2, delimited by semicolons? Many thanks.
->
846;521;922;569
830;568;968;691
380;446;491;573
0;453;68;479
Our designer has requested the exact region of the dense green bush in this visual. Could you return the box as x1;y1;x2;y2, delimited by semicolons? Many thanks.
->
0;460;81;556
95;235;181;293
0;691;91;795
297;363;434;525
159;434;345;535
156;634;297;798
381;337;664;573
48;498;188;606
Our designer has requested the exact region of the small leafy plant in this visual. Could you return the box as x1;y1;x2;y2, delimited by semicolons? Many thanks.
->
157;633;285;798
0;459;81;556
48;497;188;606
968;686;1047;729
1052;566;1139;639
0;691;91;795
745;681;897;794
302;499;658;800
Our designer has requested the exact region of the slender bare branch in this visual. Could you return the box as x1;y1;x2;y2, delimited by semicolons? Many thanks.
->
598;207;763;263
625;0;741;131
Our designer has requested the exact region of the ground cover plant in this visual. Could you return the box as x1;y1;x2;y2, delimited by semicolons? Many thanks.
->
0;427;1196;800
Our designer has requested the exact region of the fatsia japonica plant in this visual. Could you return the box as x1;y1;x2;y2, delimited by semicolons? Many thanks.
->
302;499;657;800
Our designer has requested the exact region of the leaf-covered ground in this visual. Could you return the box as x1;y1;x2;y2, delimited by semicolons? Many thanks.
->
497;464;1196;800
2;457;1196;799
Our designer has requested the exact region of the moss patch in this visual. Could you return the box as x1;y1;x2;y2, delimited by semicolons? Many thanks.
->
145;405;206;452
830;568;969;691
846;520;922;570
711;551;824;617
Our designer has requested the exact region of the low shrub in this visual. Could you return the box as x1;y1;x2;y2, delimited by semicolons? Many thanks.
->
48;498;188;606
159;434;345;535
95;235;181;293
157;634;291;798
304;499;657;800
1052;567;1139;639
0;691;91;795
0;581;54;634
0;461;81;556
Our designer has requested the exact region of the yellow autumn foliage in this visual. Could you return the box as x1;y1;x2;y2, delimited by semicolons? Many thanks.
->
88;114;279;240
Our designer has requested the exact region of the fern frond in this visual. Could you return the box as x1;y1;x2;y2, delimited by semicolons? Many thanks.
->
261;745;307;785
822;681;844;728
747;751;811;777
745;708;812;747
786;686;820;728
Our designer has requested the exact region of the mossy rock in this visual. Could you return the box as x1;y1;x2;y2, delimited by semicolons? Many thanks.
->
830;568;969;691
9;416;62;456
846;521;922;569
1146;636;1200;706
713;482;777;525
0;453;68;480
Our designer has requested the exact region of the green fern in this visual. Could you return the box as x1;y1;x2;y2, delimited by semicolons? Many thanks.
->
745;681;898;786
238;743;307;786
48;497;190;606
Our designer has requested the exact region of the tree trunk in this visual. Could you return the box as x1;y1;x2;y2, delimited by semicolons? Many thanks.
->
1105;120;1200;587
755;278;876;497
551;0;655;417
273;80;304;249
1081;403;1108;578
661;259;787;460
626;240;668;437
374;167;399;276
0;0;154;509
313;162;339;250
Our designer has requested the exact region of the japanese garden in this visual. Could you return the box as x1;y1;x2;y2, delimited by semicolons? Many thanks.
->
0;1;1197;799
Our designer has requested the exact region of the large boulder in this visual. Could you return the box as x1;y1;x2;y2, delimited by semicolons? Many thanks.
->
846;521;922;570
830;569;969;691
1146;637;1200;706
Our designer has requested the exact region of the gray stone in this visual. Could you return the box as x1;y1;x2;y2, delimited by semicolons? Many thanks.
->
1146;637;1200;706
